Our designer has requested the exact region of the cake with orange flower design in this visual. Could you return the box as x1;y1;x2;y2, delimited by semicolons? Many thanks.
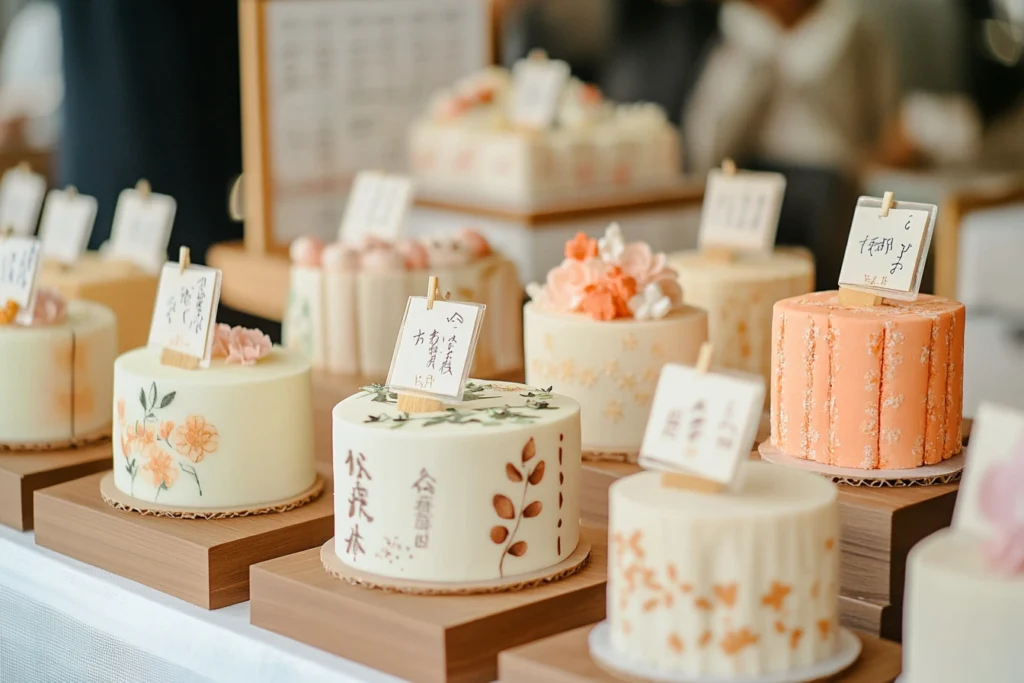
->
524;224;707;458
605;462;841;677
111;324;315;508
0;293;116;448
768;291;965;470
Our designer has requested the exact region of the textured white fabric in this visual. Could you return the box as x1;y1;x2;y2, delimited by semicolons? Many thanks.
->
0;526;402;683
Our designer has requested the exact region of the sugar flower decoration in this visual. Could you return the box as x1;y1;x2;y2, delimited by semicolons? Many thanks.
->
598;222;625;262
212;323;272;366
978;435;1024;574
629;283;672;320
27;288;67;325
565;232;598;261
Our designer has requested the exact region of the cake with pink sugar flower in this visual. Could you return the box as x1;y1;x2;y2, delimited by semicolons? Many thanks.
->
283;229;522;379
524;223;707;459
111;323;316;509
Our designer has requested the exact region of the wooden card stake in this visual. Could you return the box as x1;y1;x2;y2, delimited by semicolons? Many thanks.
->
149;246;223;369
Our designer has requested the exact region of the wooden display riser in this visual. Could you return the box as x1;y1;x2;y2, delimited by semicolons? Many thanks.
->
33;471;334;609
0;441;111;531
579;456;956;642
498;625;902;683
249;527;608;683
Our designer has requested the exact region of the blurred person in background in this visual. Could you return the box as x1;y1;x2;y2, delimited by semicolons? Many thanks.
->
0;0;61;155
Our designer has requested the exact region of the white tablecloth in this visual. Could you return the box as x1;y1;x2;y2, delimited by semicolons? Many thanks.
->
0;525;403;683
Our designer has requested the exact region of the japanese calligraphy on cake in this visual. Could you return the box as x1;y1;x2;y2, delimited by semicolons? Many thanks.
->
38;188;98;264
386;297;486;400
639;364;765;486
338;171;413;245
0;165;46;236
108;184;177;274
838;196;937;301
148;262;223;366
510;53;570;129
0;235;41;324
698;169;786;253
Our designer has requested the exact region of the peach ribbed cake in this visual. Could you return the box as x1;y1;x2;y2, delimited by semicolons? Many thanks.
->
770;291;965;470
112;324;316;509
0;293;116;447
607;462;841;677
331;381;581;583
524;224;708;457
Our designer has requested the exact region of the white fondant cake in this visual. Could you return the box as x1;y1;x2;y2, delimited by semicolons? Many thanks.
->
902;530;1024;683
668;248;814;386
0;300;116;447
332;381;581;582
607;463;840;677
112;344;316;509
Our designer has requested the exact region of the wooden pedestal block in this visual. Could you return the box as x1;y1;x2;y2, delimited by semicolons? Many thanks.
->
840;595;901;642
249;527;608;683
33;471;334;609
0;442;111;531
498;625;903;683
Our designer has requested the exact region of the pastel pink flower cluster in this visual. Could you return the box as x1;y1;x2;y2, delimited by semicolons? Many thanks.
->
978;438;1024;574
290;229;490;273
212;323;272;366
27;288;67;325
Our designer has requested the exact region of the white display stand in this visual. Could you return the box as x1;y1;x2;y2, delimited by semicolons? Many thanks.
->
0;525;400;683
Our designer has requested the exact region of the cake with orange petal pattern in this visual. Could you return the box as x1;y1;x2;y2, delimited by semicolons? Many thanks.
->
524;224;707;458
769;290;965;470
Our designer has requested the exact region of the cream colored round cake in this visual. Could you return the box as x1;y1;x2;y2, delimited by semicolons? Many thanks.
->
112;347;315;509
608;462;840;678
0;300;116;447
332;381;581;583
524;303;707;455
902;529;1024;682
668;248;814;385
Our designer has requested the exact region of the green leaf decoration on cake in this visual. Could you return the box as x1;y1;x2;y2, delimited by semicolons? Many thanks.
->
363;402;558;429
493;437;546;577
149;383;158;410
160;392;176;409
139;387;147;411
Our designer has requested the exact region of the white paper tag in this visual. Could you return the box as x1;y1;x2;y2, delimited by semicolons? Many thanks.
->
837;197;937;301
638;364;765;487
0;236;42;324
148;262;223;366
338;171;414;245
38;189;99;264
698;169;786;252
108;187;177;273
510;57;571;129
283;267;325;367
0;166;46;236
386;297;486;400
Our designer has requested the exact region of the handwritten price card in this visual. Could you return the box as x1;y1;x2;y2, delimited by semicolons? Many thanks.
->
0;236;41;323
838;197;937;301
338;171;414;245
510;56;570;129
639;364;765;486
386;297;486;400
698;169;786;252
0;166;46;236
148;262;223;367
108;186;177;273
38;189;98;264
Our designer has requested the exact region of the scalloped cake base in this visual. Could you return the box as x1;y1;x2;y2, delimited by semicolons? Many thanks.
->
320;537;591;595
757;442;963;488
583;451;639;464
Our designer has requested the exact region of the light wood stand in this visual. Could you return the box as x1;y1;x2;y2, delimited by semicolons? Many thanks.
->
498;625;903;683
0;441;111;531
249;527;608;683
33;470;334;609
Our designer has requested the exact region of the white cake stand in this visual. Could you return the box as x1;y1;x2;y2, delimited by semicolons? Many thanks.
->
587;621;862;683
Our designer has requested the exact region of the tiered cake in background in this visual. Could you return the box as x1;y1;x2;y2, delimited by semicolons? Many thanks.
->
112;324;316;509
524;224;707;458
409;61;680;207
606;462;841;677
769;291;966;469
331;381;581;582
0;291;116;447
668;247;814;387
284;230;522;379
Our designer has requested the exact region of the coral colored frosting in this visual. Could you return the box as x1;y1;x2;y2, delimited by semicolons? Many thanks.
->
456;228;491;258
770;291;965;470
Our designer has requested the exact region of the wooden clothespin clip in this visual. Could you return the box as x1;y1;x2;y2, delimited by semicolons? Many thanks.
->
65;185;77;200
721;158;737;176
879;190;894;218
527;48;548;62
425;275;450;311
136;178;152;201
178;246;191;275
16;161;30;174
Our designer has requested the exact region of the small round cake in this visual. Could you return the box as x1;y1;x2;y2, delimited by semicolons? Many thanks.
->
668;247;814;385
903;530;1024;682
770;291;965;469
608;462;840;677
524;224;708;457
331;381;581;583
112;331;315;509
0;298;116;447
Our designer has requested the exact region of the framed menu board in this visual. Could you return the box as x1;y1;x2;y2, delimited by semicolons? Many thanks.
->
239;0;492;254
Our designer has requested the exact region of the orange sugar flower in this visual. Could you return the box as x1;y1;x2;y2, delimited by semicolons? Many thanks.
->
564;232;598;261
605;266;637;302
140;445;178;490
173;415;219;464
159;420;175;441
